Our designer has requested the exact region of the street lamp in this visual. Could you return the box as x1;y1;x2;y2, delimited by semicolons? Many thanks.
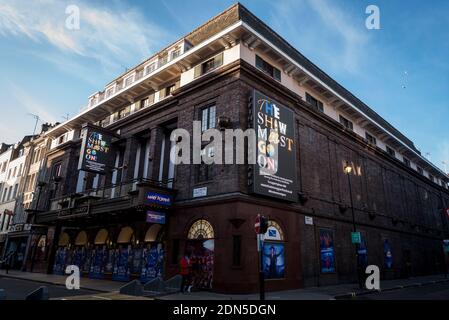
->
344;161;362;288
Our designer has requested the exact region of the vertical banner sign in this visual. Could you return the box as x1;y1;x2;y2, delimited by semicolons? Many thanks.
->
319;229;336;273
383;239;393;269
251;90;298;202
78;124;115;174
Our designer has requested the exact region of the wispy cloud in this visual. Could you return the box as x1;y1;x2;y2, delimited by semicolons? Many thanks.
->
268;0;369;74
0;0;172;73
7;82;59;125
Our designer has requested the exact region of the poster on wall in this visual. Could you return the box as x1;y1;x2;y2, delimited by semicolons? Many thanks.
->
140;243;164;283
384;239;393;269
319;229;336;273
112;246;131;281
251;90;298;202
130;248;143;274
262;242;285;279
357;235;368;267
89;247;107;279
186;240;214;290
53;247;67;275
77;124;115;174
72;247;86;271
105;248;116;274
82;249;93;273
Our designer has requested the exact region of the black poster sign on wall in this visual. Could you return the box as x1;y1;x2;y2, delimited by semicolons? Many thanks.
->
78;124;115;174
251;90;298;202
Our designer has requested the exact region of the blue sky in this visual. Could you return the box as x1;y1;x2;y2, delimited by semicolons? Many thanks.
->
0;0;448;172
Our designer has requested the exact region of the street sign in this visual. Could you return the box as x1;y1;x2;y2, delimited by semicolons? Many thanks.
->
305;216;314;225
255;214;261;234
351;232;361;244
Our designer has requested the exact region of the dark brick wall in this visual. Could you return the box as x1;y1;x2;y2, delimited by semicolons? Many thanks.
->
37;60;449;291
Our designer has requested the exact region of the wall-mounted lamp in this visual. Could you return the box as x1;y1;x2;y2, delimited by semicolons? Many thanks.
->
344;162;353;174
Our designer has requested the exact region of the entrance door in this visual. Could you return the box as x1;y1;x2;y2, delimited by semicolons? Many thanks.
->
186;219;215;290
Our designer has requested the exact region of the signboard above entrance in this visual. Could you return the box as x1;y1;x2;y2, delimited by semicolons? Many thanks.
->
145;192;172;207
146;211;166;224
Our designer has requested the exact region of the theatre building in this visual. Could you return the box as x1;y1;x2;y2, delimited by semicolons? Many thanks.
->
27;4;449;293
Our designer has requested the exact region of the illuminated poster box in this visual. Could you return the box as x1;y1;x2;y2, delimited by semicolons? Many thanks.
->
250;90;298;202
78;124;116;174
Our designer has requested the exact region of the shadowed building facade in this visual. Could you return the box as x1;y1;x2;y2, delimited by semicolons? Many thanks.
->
15;3;449;293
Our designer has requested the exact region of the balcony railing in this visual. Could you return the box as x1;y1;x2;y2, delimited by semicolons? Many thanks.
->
47;178;174;212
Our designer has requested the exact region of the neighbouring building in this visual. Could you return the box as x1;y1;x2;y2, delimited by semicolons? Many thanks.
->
10;4;449;293
3;124;54;271
0;136;34;259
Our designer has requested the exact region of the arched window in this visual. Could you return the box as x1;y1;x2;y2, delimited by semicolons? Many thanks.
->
94;229;109;245
75;231;88;246
145;224;162;242
187;219;214;240
264;220;284;241
117;226;134;244
58;232;70;247
38;235;47;249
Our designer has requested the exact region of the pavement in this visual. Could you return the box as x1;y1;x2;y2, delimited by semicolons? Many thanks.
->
1;269;448;300
158;274;449;300
0;269;124;293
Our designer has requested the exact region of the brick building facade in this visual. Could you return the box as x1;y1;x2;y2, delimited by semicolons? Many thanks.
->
10;4;448;294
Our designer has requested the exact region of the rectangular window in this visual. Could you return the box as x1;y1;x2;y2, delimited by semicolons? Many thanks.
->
52;163;62;179
101;116;111;127
201;105;216;131
58;134;67;145
255;55;281;81
106;87;114;98
145;62;156;75
12;167;16;178
365;132;377;146
386;146;395;157
166;84;176;96
17;164;22;177
125;76;134;87
12;184;18;198
7;186;12;201
232;235;242;267
137;94;155;111
158;54;168;68
339;115;353;131
403;157;411;167
2;188;7;202
305;92;324;112
171;49;181;60
194;52;224;78
119;106;131;119
417;167;423;175
7;169;11;180
429;174;434;182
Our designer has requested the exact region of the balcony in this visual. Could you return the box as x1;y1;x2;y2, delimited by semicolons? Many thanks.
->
36;178;176;223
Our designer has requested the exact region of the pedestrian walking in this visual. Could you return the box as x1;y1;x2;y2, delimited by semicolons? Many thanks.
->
179;252;192;293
